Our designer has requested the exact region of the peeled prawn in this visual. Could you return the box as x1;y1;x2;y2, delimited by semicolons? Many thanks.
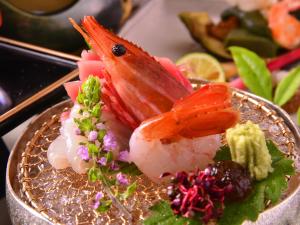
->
129;83;239;182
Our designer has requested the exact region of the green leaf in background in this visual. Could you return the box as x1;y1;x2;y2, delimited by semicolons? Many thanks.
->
274;66;300;106
297;107;300;126
229;46;273;101
216;140;295;225
144;200;200;225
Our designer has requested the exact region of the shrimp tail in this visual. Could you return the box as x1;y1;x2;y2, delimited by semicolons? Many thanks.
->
142;83;239;140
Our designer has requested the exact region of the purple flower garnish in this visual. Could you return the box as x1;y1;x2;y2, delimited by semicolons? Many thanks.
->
98;157;107;166
88;130;98;142
118;150;129;162
103;131;118;151
93;192;103;209
75;127;81;135
116;173;128;185
77;145;89;161
96;122;106;130
110;161;120;171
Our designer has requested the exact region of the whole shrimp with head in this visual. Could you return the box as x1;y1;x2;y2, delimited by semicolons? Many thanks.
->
129;83;239;183
48;17;193;174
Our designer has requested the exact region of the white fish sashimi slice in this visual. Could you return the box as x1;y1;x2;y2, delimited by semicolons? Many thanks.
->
47;135;70;169
129;125;221;183
47;103;132;173
62;119;92;174
101;110;132;154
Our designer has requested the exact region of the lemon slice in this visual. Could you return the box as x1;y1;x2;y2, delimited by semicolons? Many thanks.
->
176;53;225;82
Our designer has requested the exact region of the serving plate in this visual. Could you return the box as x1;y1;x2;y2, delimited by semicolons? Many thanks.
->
6;79;300;225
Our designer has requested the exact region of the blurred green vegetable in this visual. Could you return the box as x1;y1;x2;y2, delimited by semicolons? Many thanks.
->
179;12;231;59
274;67;300;106
229;46;272;101
225;29;278;58
221;7;271;38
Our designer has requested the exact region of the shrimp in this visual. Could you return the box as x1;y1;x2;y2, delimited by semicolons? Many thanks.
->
225;0;277;12
48;104;132;173
69;17;192;129
268;0;300;49
129;83;239;183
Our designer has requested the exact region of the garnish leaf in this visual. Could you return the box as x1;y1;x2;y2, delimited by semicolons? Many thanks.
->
297;107;300;126
120;181;137;200
144;200;199;225
88;167;102;182
216;140;295;225
229;46;272;101
274;66;300;106
119;163;142;176
96;199;112;212
74;117;94;132
214;145;231;161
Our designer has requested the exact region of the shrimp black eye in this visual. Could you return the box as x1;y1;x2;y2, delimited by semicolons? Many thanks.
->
112;44;126;56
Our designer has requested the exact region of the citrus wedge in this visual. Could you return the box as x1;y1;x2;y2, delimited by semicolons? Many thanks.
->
176;53;225;82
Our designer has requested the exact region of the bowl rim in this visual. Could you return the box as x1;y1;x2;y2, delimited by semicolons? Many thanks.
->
6;85;300;224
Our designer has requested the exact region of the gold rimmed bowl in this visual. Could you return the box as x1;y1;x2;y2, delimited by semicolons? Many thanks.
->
6;80;300;225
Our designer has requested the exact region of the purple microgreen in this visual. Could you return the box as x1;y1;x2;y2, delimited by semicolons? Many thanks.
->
77;145;89;161
103;131;118;151
88;130;98;142
116;173;129;186
118;150;129;162
96;122;106;130
93;192;104;209
110;161;120;171
98;157;107;166
75;127;81;135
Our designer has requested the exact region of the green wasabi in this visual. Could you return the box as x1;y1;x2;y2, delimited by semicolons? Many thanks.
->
226;121;273;180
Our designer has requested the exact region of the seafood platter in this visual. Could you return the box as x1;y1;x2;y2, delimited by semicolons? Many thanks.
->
6;16;300;225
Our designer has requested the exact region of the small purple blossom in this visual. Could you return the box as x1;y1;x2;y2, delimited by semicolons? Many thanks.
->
98;157;107;166
77;145;89;161
88;130;98;142
75;127;81;135
110;161;120;171
103;131;118;151
96;122;106;130
93;192;103;209
116;173;129;185
118;150;129;162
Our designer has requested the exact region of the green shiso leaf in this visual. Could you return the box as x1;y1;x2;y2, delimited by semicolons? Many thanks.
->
229;46;272;101
274;66;300;106
145;141;294;225
144;200;200;225
216;140;295;225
